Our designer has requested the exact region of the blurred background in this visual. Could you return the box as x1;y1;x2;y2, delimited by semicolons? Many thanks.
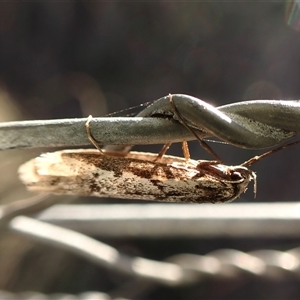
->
1;1;300;299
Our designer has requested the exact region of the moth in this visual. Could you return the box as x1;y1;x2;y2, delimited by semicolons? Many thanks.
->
18;149;255;204
18;139;300;204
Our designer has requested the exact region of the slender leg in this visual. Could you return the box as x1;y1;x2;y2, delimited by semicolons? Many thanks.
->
182;141;190;161
85;115;104;153
154;142;172;161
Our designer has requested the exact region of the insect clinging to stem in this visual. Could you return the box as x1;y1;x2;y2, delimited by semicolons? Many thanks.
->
19;94;300;203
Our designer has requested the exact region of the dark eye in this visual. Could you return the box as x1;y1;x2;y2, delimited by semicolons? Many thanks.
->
231;171;242;181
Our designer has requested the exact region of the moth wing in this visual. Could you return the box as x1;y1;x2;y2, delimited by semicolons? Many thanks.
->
18;151;89;186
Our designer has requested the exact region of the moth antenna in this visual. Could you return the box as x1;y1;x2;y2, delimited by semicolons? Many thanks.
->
169;94;222;162
242;140;300;167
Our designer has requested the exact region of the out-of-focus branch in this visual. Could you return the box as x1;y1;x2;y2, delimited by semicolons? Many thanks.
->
35;203;300;238
8;215;300;287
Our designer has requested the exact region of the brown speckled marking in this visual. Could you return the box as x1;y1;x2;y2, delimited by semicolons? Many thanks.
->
68;152;180;181
50;178;60;186
89;179;101;193
18;150;255;203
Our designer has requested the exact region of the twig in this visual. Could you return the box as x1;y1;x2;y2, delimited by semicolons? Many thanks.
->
0;117;194;150
35;203;300;238
1;95;300;151
9;215;300;285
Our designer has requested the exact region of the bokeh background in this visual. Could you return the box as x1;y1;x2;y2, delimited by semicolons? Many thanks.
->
1;2;300;299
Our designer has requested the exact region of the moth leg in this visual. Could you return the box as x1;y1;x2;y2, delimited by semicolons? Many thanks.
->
182;141;190;161
154;142;172;161
85;115;104;153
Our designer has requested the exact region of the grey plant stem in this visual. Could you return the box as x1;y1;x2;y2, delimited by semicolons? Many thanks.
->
1;94;300;151
134;95;300;149
0;117;195;150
